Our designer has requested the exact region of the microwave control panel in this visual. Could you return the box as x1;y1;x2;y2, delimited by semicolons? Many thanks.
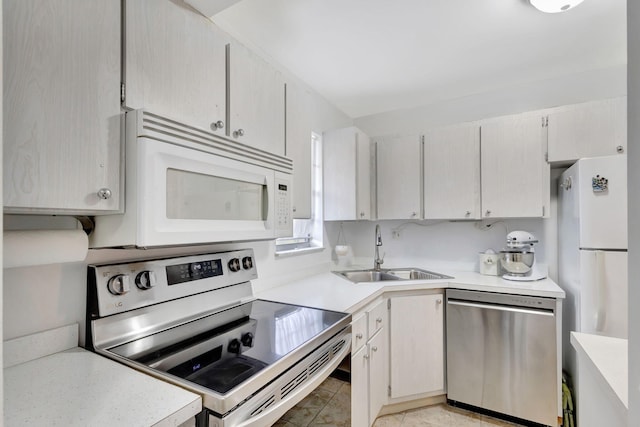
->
275;172;292;237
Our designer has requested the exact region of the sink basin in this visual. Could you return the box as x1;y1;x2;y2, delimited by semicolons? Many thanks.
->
335;268;452;283
337;270;401;283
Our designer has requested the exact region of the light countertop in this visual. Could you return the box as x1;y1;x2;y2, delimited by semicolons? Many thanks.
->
4;325;202;427
256;267;565;314
570;332;628;410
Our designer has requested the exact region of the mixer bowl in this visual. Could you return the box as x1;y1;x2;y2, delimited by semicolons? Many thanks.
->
500;251;535;275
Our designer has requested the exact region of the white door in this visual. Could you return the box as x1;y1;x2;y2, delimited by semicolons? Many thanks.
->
576;156;628;249
124;0;227;134
424;124;480;219
579;250;628;338
356;131;372;220
389;294;444;398
376;135;422;220
323;128;357;221
480;113;548;218
368;330;388;425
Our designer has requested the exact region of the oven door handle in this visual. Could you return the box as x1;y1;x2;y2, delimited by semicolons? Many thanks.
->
233;333;352;427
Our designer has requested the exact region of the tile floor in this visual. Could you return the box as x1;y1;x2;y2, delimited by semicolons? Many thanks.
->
275;376;525;427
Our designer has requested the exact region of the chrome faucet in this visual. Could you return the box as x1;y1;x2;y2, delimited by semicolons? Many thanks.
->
374;224;384;270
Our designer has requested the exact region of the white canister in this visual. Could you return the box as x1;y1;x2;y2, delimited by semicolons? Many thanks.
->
479;252;501;276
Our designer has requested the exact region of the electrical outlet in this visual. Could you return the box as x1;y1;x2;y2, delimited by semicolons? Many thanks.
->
392;230;401;239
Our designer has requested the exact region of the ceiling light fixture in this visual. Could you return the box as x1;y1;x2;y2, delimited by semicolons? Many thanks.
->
530;0;585;13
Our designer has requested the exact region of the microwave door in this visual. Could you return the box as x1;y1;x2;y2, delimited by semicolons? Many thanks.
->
138;138;277;247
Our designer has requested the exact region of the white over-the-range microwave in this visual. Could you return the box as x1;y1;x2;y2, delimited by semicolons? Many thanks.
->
90;110;293;248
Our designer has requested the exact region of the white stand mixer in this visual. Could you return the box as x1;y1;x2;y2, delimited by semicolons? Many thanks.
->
500;231;547;281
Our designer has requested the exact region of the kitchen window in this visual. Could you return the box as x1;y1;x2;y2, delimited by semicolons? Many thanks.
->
275;133;324;255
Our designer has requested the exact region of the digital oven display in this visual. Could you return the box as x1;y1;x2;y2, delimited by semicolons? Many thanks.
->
166;259;223;285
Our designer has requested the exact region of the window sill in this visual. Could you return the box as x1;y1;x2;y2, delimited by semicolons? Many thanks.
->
275;246;325;258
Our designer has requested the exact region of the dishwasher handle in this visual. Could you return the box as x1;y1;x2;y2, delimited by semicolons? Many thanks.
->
447;299;554;317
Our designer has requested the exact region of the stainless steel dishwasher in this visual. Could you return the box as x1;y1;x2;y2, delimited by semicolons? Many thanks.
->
446;289;559;426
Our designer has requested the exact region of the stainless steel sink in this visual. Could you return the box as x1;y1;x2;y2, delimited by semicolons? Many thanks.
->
337;270;401;283
334;268;452;283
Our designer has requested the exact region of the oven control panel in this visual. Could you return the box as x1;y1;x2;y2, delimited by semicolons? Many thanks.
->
89;249;257;317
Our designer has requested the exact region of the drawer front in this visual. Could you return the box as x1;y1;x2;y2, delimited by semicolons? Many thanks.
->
351;312;368;353
368;299;387;336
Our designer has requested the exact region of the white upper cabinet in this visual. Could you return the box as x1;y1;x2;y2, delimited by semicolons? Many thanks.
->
124;0;227;134
285;83;313;219
480;113;550;218
227;42;286;156
323;127;372;221
376;134;422;220
424;124;481;220
4;0;122;213
547;97;627;163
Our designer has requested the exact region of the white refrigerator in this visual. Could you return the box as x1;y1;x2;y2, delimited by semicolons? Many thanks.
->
558;155;628;378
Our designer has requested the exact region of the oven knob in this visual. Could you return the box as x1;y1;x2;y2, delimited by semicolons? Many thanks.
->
135;271;156;290
241;332;254;347
242;257;253;270
107;274;130;295
228;338;242;354
228;258;241;272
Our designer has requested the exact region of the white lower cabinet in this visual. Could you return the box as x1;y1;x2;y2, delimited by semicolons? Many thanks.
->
389;292;445;399
351;299;388;427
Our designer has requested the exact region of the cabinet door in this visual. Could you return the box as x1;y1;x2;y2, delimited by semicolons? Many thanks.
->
323;128;357;221
356;131;373;220
368;330;388;425
285;83;313;218
390;294;444;398
424;124;480;219
4;0;121;213
228;42;285;155
125;0;227;134
351;344;369;427
376;135;422;220
481;114;549;218
548;97;627;162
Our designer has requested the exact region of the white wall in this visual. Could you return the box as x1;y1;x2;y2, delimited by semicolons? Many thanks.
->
627;0;639;424
354;65;626;136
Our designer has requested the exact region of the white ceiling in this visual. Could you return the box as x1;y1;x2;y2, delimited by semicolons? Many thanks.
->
213;0;626;118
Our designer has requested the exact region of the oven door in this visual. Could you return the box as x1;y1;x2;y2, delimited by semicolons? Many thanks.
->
137;137;279;247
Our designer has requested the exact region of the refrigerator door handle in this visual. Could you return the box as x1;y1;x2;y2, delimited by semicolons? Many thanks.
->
594;250;607;332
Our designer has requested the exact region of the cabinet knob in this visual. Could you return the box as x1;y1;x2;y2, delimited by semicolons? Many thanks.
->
293;206;297;213
465;211;471;217
410;212;417;218
356;333;363;339
372;346;378;352
210;120;225;131
360;212;365;218
376;317;383;323
233;129;245;138
617;145;624;153
363;354;370;360
436;299;442;304
485;210;491;216
97;188;112;200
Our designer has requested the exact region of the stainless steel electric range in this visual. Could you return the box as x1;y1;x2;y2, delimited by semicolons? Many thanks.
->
85;249;351;427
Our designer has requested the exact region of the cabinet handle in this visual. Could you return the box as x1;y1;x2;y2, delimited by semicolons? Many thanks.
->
97;188;112;200
360;212;365;217
210;120;224;131
233;129;245;138
363;354;369;360
485;210;491;216
376;317;383;323
372;346;378;352
356;333;363;339
410;212;417;218
617;145;624;153
465;211;471;217
293;207;297;213
436;299;442;304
